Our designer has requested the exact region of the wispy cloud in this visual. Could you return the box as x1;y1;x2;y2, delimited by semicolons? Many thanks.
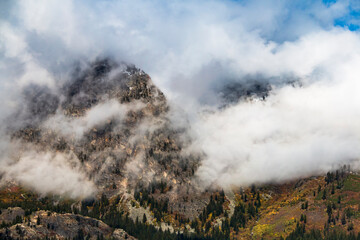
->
1;0;360;192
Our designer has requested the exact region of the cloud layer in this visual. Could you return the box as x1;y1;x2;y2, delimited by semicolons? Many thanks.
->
1;0;360;192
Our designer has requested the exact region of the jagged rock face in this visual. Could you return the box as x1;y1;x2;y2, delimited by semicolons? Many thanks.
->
23;86;60;123
219;81;271;106
61;58;167;117
0;209;135;240
9;58;200;206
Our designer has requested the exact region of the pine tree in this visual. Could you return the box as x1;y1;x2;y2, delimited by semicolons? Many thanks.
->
142;213;147;224
342;214;346;225
322;189;327;200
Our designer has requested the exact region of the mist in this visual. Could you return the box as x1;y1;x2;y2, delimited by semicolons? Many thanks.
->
43;99;144;140
1;150;96;198
1;0;360;194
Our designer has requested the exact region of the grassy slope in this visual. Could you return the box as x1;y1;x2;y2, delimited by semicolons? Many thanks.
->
236;174;360;239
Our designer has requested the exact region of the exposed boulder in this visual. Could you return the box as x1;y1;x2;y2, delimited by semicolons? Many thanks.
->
0;210;135;240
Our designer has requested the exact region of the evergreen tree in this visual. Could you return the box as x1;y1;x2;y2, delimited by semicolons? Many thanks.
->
322;189;327;200
142;213;147;224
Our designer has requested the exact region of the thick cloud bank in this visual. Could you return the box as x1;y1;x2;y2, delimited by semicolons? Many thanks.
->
192;30;360;187
1;0;360;193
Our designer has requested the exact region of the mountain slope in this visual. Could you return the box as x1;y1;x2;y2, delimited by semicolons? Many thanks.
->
1;59;360;240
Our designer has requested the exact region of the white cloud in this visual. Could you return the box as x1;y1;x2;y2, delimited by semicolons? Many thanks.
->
1;0;360;192
194;79;360;187
1;150;96;198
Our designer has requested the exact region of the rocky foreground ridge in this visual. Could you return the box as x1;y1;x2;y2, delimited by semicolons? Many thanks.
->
0;207;135;239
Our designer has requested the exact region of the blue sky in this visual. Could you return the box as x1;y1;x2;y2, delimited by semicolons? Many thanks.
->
230;0;360;35
334;9;360;30
322;0;360;30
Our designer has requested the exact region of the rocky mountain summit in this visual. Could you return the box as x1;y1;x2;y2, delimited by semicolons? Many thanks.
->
10;58;200;198
1;58;207;239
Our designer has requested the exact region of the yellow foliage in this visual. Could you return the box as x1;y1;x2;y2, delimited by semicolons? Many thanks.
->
252;224;273;238
207;213;213;221
284;219;295;227
268;209;279;215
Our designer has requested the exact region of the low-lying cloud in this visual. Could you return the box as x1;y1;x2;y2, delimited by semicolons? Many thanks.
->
191;29;360;187
194;80;360;187
1;150;96;198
